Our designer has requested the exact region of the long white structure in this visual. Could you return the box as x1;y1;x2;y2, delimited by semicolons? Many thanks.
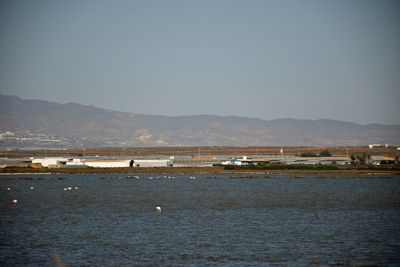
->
31;157;70;167
31;157;174;168
130;159;172;167
82;160;130;168
221;156;254;166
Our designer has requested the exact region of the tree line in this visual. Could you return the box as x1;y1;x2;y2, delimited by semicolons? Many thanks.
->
299;150;332;157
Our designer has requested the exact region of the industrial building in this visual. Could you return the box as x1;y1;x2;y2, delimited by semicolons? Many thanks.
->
30;157;174;168
221;156;255;166
31;157;70;168
129;159;173;167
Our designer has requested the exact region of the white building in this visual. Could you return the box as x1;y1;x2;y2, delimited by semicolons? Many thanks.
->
130;159;173;167
221;156;254;166
31;157;70;167
31;157;174;168
369;144;382;149
82;160;130;168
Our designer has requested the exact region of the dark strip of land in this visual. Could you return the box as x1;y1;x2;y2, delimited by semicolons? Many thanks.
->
207;175;394;179
1;166;399;175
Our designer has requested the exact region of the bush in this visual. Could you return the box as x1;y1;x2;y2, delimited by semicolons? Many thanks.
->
350;153;371;166
300;152;317;157
319;150;332;157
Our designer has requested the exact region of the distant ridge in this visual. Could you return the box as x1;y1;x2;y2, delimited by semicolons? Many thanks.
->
1;94;399;147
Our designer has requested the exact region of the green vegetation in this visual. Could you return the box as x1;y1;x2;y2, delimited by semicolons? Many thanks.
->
299;152;318;157
350;153;372;166
300;150;331;157
224;162;400;171
319;150;332;157
224;164;339;171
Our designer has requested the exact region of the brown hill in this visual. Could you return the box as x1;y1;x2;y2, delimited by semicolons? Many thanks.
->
1;95;399;147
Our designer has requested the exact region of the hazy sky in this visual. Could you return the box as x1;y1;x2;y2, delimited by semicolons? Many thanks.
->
1;0;399;124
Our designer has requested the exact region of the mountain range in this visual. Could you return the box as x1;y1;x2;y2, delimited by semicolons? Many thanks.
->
1;94;399;147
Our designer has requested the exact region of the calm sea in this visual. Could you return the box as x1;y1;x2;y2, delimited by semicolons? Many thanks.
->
1;173;400;266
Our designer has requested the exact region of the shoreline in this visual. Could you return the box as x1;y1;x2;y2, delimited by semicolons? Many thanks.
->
1;166;399;175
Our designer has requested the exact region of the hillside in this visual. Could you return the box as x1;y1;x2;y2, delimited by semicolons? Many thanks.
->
1;95;399;147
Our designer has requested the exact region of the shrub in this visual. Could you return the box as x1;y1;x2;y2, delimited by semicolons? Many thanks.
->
319;150;332;157
300;152;317;157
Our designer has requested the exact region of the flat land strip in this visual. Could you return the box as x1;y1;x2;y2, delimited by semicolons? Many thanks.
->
1;145;398;158
1;166;399;176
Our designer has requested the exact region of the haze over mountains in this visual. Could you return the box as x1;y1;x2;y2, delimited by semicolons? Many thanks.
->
1;95;399;148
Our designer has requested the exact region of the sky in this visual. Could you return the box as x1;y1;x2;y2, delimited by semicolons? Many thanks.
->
1;0;399;125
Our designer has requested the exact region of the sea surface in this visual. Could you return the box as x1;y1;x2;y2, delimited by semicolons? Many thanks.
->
1;173;400;266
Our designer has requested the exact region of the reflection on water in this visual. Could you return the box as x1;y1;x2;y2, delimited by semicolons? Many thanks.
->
1;174;400;266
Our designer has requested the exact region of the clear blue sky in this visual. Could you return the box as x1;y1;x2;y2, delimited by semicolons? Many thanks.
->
1;0;399;124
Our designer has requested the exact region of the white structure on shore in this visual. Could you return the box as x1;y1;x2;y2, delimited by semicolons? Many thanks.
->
80;159;130;168
221;156;254;166
130;159;172;167
31;157;70;167
31;157;174;168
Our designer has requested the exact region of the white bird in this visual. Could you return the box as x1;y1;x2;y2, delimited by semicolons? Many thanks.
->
156;206;162;213
7;187;11;191
74;186;79;190
30;186;34;190
12;199;18;204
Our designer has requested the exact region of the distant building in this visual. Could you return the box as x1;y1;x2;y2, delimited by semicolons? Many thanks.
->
221;156;254;166
82;159;130;168
30;157;173;168
130;159;173;167
31;157;70;167
369;144;382;149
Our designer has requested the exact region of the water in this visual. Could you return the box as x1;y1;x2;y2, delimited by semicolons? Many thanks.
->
1;174;400;266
